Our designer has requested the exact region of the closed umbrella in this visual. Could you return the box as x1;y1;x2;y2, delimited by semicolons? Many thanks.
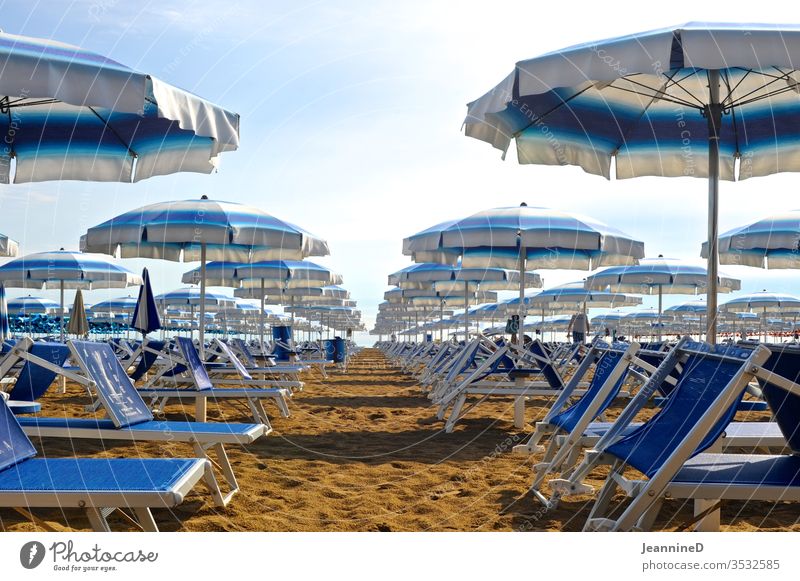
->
0;284;9;342
466;22;800;342
131;268;161;336
67;289;89;337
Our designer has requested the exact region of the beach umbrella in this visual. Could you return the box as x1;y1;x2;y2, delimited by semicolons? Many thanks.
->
720;290;800;342
66;289;89;337
0;249;142;340
584;257;740;339
83;196;328;354
0;31;238;184
131;268;161;336
89;296;139;315
666;298;708;336
403;204;643;346
6;296;60;315
528;281;641;312
184;259;341;348
0;233;19;258
389;262;542;339
707;209;800;268
465;23;800;342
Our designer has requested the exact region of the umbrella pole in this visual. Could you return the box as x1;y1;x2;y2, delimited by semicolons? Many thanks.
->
518;245;526;349
705;69;722;345
290;295;295;346
439;300;444;343
259;278;265;351
657;286;663;341
199;242;207;357
59;280;65;342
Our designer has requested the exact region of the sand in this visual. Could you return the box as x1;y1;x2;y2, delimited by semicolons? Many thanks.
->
2;348;798;532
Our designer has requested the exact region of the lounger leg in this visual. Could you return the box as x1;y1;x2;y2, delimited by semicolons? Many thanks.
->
637;498;665;532
513;395;525;429
693;499;721;532
132;508;159;532
444;394;467;433
85;507;112;532
583;472;620;530
195;396;207;422
192;443;230;507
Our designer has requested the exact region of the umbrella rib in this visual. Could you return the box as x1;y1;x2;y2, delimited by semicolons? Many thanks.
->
87;106;139;158
657;70;707;108
510;84;596;137
602;79;701;110
725;67;798;108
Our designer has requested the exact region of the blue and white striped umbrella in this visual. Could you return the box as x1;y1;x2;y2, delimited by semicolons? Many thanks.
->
0;233;19;258
403;204;643;345
719;291;800;314
89;296;139;314
465;23;800;341
0;250;142;339
528;282;642;311
585;257;740;295
665;298;708;315
6;296;60;315
0;31;238;184
0;285;8;342
704;209;800;269
156;288;236;308
83;196;329;352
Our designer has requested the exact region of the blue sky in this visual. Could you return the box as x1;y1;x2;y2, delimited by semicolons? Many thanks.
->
3;1;800;344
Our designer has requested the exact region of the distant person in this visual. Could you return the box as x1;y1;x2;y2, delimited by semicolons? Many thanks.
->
568;312;590;345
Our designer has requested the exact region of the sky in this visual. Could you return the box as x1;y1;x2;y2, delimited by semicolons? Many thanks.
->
3;0;800;344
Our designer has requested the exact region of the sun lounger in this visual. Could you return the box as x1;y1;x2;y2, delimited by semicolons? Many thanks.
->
17;340;267;507
0;394;208;531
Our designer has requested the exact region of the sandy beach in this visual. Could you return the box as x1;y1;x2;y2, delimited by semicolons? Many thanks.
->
1;347;797;533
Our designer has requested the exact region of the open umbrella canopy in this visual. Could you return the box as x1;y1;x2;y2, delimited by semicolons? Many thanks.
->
665;298;708;315
464;22;800;341
82;198;329;262
6;296;60;314
528;281;642;310
388;262;541;291
705;209;800;268
403;205;644;270
0;249;143;290
156;288;236;308
0;30;239;184
719;291;800;313
89;296;139;314
585;257;740;295
0;233;19;258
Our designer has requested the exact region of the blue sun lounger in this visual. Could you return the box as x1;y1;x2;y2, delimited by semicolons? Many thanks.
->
208;339;306;390
0;393;208;532
137;337;291;424
16;340;267;507
546;341;782;531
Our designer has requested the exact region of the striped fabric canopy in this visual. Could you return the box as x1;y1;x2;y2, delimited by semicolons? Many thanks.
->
703;209;800;268
585;257;740;295
719;291;800;313
155;288;236;307
527;281;642;309
0;250;142;289
82;198;329;262
665;298;708;314
183;259;341;288
465;22;800;181
403;206;644;270
0;31;239;184
388;262;542;291
6;296;60;314
89;296;139;314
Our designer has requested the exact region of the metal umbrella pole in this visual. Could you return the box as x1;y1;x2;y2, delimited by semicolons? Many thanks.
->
518;240;526;348
59;280;65;342
705;69;722;345
198;242;208;357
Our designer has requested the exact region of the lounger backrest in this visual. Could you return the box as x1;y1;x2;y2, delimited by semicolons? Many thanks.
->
605;344;753;478
70;341;153;428
549;346;629;432
231;338;258;368
758;345;800;453
129;339;166;381
176;337;213;390
0;397;37;471
528;340;563;389
8;342;71;402
214;339;253;380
